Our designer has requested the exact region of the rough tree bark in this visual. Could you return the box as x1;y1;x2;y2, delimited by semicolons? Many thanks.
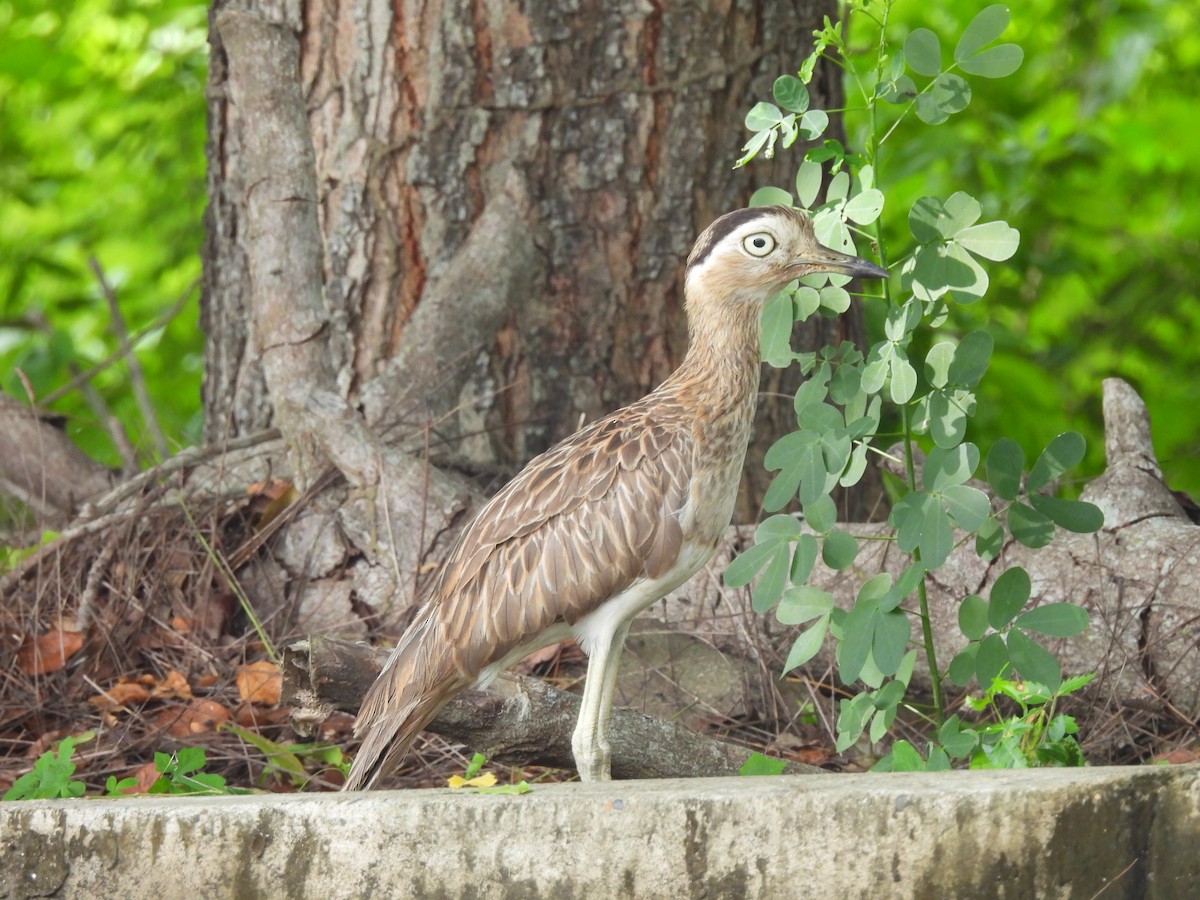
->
193;0;855;638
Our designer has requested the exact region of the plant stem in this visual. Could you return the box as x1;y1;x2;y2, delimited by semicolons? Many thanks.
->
901;402;946;727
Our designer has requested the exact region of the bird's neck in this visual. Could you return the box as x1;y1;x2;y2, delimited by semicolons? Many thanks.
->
665;299;764;424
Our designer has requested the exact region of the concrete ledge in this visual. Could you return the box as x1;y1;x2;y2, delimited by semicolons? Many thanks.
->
2;766;1198;898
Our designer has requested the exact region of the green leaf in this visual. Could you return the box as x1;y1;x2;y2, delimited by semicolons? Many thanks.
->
822;529;859;570
791;533;820;583
955;220;1019;261
947;643;978;686
942;484;990;533
739;752;789;776
881;561;927;612
879;73;918;104
1007;629;1062;688
772;75;810;113
760;291;794;367
947;331;994;386
782;616;829;674
890;740;926;772
1029;495;1105;533
804;493;838;533
1028;432;1087;491
756;514;803;542
958;594;989;640
925;342;955;389
890;491;931;554
798;109;829;140
745;101;783;131
736;129;772;167
920;501;954;568
844;189;884;225
916;73;972;125
724;540;778;588
837;607;876;685
835;694;874;751
904;29;943;77
957;44;1023;78
795;160;824;209
819;285;851;315
955;5;1012;60
939;715;980;757
988;566;1032;629
749;186;794;209
1015;603;1090;638
925;443;980;489
873;610;912;675
777;586;834;625
976;633;1010;684
793;365;831;413
889;353;917;404
1009;501;1055;548
928;390;970;449
986;438;1024;500
975;516;1004;560
926;746;952;771
751;545;790;612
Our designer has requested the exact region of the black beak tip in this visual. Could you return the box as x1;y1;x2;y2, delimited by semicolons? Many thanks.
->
848;257;888;280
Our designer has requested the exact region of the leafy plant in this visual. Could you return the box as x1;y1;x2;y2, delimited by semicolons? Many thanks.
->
738;752;788;776
3;731;94;800
447;752;532;795
144;746;249;796
729;2;1102;766
222;722;348;788
880;673;1095;770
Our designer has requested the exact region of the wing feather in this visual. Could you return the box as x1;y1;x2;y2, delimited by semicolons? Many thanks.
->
432;403;692;677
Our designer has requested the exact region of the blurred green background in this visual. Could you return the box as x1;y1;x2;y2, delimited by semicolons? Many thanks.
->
0;1;1196;494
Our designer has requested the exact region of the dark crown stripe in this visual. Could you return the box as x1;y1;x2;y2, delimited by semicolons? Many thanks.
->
687;206;803;270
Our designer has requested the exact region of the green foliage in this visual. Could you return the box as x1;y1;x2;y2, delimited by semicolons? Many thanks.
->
145;747;249;795
3;731;94;800
732;2;1103;768
872;0;1200;496
2;734;246;799
878;674;1094;771
0;0;208;466
222;723;349;788
738;752;788;776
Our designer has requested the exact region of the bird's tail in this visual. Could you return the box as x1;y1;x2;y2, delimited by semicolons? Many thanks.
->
343;603;466;791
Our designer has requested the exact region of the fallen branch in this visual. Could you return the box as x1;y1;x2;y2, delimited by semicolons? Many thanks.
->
281;636;824;780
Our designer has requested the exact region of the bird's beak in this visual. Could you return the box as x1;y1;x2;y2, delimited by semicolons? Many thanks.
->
795;247;888;280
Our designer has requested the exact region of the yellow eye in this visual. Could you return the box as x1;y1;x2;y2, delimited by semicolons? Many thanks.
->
742;232;776;257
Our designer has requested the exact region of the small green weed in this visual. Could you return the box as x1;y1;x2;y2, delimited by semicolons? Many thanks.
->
3;731;94;800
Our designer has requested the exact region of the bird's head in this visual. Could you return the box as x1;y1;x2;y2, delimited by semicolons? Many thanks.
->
685;206;887;307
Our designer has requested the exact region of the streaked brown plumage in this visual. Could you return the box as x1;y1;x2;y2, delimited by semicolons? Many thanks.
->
345;206;886;788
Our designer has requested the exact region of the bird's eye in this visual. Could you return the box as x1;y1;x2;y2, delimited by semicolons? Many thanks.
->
742;232;776;257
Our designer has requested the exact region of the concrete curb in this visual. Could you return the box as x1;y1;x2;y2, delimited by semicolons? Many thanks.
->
2;766;1198;898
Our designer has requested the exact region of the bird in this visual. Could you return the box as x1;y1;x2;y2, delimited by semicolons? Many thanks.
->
345;205;887;788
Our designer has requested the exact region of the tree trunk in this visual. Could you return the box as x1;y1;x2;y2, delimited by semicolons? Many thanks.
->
202;0;853;543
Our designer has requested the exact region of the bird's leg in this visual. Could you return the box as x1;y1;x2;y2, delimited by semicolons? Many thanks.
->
571;622;631;782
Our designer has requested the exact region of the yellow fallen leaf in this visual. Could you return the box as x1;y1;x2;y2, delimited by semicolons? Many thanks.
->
447;772;498;789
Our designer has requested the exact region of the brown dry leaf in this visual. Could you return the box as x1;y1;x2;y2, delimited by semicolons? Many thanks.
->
1155;747;1200;765
151;669;194;700
236;660;282;706
129;760;162;794
89;680;152;712
155;699;231;738
17;628;84;675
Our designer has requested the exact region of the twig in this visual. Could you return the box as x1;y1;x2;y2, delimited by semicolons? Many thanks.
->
37;279;197;410
88;257;168;460
76;526;121;630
